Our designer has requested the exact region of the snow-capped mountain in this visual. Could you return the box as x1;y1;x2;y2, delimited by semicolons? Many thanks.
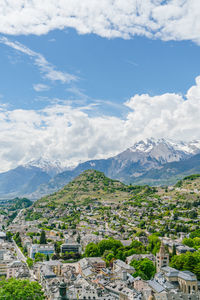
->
23;158;67;177
28;138;200;199
168;139;200;155
113;138;197;171
1;138;200;199
130;138;200;156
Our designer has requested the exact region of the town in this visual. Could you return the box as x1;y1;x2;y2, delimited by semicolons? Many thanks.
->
0;170;200;299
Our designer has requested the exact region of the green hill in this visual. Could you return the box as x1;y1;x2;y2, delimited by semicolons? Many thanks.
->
175;174;200;189
35;169;134;207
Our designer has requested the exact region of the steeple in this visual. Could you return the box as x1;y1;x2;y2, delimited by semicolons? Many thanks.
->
159;241;166;255
156;241;169;272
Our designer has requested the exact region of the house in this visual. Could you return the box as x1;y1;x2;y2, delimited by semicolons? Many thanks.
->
78;257;106;275
113;259;135;275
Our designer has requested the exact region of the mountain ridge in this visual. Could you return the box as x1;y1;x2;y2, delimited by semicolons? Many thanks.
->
1;138;200;199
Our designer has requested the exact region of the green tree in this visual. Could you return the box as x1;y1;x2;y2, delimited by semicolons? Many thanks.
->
34;253;46;262
98;239;123;255
77;234;81;244
14;232;22;247
0;278;45;300
183;238;194;248
54;241;61;255
147;235;161;255
26;258;34;268
172;244;176;256
84;243;100;257
130;258;156;280
6;231;12;242
170;252;200;279
39;230;46;244
190;229;200;239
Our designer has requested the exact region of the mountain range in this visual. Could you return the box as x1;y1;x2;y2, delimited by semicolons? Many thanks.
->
1;138;200;200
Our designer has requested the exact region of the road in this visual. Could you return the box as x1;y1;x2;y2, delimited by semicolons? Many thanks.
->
12;238;27;262
12;238;36;280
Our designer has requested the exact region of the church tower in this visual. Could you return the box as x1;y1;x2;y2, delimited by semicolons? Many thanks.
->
156;241;169;272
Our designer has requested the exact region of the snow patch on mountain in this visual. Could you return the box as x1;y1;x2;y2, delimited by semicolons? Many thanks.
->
23;158;67;177
130;138;200;155
169;140;200;154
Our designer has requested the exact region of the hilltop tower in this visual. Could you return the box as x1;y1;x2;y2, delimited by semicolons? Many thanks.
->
156;241;169;272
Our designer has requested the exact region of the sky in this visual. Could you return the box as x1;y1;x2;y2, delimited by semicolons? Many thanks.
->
1;0;200;172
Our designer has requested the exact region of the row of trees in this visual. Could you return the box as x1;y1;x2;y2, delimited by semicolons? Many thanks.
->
84;238;146;263
170;251;200;279
84;235;161;263
0;278;44;300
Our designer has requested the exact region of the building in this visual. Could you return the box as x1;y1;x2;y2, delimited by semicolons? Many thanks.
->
0;232;6;240
126;254;156;265
78;257;106;275
61;242;80;254
7;260;29;279
162;266;198;294
29;244;54;259
0;261;7;276
156;242;169;272
113;259;135;275
0;249;4;260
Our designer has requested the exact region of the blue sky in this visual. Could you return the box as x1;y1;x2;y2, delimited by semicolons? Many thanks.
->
1;29;200;114
1;0;200;172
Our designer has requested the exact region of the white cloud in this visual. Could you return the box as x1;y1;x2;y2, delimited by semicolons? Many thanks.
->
0;37;77;83
33;84;50;92
1;75;200;172
0;1;200;43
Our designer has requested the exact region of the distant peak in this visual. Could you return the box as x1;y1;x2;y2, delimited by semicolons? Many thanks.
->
129;137;170;153
23;158;66;177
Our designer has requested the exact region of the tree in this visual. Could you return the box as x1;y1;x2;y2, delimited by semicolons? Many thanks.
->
6;231;12;242
0;278;45;300
172;244;176;256
190;229;200;239
183;238;194;248
14;232;22;247
23;245;28;256
130;258;156;280
98;239;123;255
26;258;34;268
77;234;81;244
147;235;161;255
170;252;200;279
84;243;100;257
34;253;46;262
39;230;46;244
54;241;61;255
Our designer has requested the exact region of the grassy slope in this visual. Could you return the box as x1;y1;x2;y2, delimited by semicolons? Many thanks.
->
34;171;200;210
35;169;135;207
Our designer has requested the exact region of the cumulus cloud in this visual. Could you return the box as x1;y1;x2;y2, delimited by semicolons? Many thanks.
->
0;1;200;43
0;37;77;83
1;75;200;172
